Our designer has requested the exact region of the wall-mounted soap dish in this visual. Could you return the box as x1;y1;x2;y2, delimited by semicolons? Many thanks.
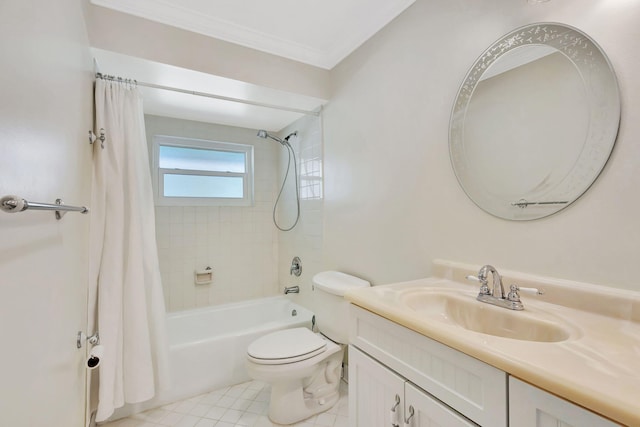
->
195;266;213;285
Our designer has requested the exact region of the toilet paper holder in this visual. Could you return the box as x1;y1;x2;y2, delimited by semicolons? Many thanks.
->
77;331;100;349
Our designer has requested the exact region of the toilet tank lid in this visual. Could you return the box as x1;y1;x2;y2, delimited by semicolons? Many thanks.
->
312;271;371;296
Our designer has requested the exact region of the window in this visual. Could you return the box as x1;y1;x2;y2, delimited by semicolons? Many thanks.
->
152;135;254;206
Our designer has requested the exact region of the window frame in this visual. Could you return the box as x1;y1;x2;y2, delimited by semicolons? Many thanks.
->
152;135;254;207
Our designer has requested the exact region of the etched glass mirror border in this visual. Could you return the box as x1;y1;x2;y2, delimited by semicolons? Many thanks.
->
449;23;620;220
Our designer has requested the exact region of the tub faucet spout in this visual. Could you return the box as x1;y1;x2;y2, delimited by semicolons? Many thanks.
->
284;285;300;294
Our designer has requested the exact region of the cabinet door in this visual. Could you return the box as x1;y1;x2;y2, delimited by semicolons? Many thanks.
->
509;377;621;427
350;305;507;426
350;346;405;427
405;382;478;427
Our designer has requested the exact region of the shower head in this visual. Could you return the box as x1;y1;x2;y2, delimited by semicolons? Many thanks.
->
257;129;284;145
284;131;298;142
256;130;298;146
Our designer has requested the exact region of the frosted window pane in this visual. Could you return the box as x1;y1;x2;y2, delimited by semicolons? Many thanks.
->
164;174;244;198
159;145;245;173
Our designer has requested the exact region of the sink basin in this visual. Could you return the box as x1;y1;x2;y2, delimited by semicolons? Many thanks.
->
399;289;572;342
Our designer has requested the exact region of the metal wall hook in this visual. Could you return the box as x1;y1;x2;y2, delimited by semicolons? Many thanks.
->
89;128;106;149
77;331;100;349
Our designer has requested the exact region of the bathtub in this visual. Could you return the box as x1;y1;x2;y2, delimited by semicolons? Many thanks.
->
110;296;313;420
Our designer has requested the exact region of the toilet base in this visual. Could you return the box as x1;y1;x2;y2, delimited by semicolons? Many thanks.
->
268;381;340;425
267;349;344;425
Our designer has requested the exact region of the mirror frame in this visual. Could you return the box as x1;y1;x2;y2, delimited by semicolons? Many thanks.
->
449;23;620;220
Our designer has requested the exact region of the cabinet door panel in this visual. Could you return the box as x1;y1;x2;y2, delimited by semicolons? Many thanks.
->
509;377;621;427
405;383;478;427
350;305;507;427
350;346;405;427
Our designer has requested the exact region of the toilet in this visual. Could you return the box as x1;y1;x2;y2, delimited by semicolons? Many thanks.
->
246;271;370;425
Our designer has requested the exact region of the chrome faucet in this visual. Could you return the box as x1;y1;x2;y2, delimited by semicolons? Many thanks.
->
467;265;523;310
482;265;505;298
284;285;300;295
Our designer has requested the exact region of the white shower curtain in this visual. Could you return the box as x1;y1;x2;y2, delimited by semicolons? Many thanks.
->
89;78;170;422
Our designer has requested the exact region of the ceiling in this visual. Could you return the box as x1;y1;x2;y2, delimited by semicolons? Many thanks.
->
90;0;416;69
90;0;416;130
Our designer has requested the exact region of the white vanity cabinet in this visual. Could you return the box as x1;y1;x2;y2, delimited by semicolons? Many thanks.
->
349;305;622;427
509;377;620;427
350;345;477;426
349;305;508;427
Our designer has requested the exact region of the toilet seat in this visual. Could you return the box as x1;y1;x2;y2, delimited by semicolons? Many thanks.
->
247;327;327;365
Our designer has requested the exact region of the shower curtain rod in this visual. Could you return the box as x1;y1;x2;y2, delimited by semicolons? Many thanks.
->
95;73;320;117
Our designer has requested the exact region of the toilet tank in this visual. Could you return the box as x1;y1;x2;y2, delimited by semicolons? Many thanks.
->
312;271;370;344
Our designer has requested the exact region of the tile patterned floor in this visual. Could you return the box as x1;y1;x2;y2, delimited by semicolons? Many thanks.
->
100;380;349;427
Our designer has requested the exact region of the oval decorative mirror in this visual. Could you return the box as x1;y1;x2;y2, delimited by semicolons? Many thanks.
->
449;23;620;220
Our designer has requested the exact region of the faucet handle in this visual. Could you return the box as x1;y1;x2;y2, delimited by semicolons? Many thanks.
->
518;286;544;295
507;284;521;302
507;284;544;302
466;275;490;295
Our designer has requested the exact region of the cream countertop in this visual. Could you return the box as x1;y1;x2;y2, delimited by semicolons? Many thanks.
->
344;260;640;427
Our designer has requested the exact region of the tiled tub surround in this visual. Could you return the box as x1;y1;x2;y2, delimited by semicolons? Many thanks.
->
276;115;325;312
345;259;640;426
146;114;325;313
155;204;279;311
145;115;282;312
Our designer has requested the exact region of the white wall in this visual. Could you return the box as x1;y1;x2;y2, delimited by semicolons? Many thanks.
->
145;115;281;311
0;0;93;425
323;0;640;290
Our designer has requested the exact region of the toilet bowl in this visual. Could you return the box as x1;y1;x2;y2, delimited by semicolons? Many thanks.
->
245;271;370;425
246;328;344;424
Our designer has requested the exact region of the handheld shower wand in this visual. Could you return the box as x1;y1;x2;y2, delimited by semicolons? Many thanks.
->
257;130;297;145
257;130;300;231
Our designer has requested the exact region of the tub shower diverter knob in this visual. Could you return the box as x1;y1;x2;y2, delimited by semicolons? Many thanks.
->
290;256;302;277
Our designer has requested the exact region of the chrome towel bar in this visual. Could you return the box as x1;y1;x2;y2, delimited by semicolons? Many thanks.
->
1;195;89;220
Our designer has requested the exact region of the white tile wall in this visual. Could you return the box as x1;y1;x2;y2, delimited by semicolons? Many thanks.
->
145;114;324;313
277;115;325;312
146;116;281;312
155;204;279;311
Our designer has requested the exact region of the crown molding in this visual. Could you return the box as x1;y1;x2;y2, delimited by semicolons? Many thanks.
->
90;0;415;70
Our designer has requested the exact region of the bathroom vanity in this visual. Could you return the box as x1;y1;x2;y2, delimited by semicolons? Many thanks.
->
345;260;640;426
